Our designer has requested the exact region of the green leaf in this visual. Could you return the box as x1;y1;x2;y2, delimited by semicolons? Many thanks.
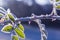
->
56;0;59;2
0;13;3;17
18;24;24;31
14;28;25;39
1;23;13;33
7;13;15;22
12;35;19;40
56;5;60;9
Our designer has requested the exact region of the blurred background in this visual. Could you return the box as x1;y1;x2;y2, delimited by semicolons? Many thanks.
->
0;0;60;40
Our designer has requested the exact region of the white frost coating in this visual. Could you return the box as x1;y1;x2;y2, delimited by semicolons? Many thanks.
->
1;23;12;33
0;7;6;12
1;27;10;33
34;19;47;40
1;30;10;33
7;9;11;14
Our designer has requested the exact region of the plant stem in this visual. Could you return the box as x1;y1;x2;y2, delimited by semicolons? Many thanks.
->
34;19;47;40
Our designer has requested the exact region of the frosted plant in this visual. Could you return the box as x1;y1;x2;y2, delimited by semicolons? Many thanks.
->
50;0;60;12
31;13;48;40
0;8;25;40
33;19;47;40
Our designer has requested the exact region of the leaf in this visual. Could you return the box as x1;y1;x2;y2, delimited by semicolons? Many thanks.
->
0;13;3;17
12;35;19;40
14;28;25;39
56;5;60;9
56;0;59;2
7;13;15;22
17;24;24;31
1;23;13;33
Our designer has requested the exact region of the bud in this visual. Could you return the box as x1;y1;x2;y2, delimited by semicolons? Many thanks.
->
17;24;24;31
7;13;15;22
12;35;19;40
14;28;25;39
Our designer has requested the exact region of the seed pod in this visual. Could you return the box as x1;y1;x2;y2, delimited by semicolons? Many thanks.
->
7;13;15;22
17;24;24;31
14;28;25;39
1;23;13;33
12;35;19;40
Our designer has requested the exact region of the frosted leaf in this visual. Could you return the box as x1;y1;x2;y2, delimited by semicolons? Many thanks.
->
12;35;19;40
17;24;24;31
14;28;25;39
1;23;13;33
